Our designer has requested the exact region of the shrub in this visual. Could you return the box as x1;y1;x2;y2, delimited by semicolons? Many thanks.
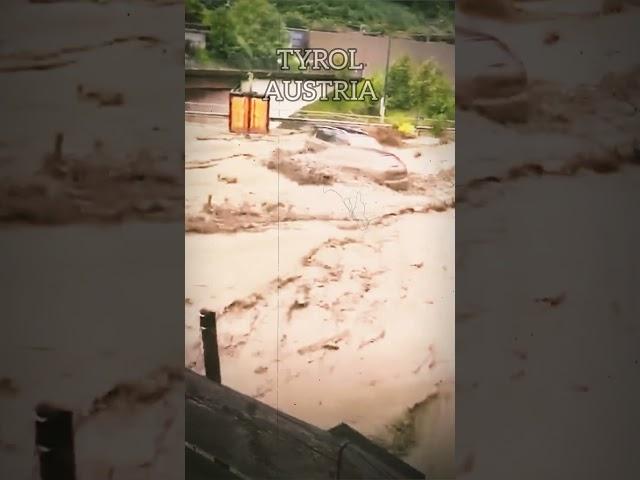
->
410;61;454;121
430;115;449;138
310;17;339;32
397;122;417;138
283;11;308;29
193;47;212;65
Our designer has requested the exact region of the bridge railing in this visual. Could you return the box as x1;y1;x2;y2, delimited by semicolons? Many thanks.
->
293;110;454;125
185;102;455;132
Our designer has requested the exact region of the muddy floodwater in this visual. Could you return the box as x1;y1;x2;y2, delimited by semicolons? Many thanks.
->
0;225;183;480
185;119;455;477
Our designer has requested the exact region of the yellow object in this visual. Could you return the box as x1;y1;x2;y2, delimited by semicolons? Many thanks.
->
229;92;270;134
397;122;417;138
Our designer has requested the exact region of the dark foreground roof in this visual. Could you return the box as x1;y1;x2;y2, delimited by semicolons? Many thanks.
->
329;423;425;479
186;368;426;479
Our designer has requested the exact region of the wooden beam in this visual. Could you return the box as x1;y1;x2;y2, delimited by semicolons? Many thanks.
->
186;443;243;480
329;423;425;479
186;368;401;479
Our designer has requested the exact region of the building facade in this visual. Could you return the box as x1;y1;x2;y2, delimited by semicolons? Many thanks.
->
185;25;207;51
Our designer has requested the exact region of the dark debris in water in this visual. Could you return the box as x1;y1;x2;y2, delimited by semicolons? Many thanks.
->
0;133;182;225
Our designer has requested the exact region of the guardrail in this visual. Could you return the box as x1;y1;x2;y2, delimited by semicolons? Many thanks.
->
185;102;455;132
294;109;455;127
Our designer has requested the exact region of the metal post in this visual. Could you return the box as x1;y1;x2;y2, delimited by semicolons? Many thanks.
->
379;35;392;123
35;404;76;480
54;133;63;163
200;309;221;383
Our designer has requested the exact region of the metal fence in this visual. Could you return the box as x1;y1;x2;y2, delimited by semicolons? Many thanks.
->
185;102;455;132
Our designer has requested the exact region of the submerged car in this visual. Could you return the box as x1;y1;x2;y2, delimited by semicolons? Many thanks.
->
302;126;409;190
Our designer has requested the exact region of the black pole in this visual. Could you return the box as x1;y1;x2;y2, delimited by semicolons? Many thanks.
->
35;404;76;480
200;309;221;383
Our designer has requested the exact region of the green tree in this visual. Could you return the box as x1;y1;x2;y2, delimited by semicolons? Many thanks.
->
362;72;384;115
386;55;413;110
201;0;227;8
208;0;287;69
206;5;235;60
186;0;206;24
410;61;454;120
272;0;452;36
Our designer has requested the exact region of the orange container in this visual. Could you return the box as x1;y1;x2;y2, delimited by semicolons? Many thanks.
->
228;92;270;134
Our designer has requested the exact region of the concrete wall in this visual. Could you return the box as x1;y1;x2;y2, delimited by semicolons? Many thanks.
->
186;75;238;90
185;89;230;110
308;31;454;83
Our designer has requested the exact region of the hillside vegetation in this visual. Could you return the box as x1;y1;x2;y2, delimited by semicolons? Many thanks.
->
186;0;454;67
273;0;454;36
303;55;454;131
185;0;455;130
187;0;454;37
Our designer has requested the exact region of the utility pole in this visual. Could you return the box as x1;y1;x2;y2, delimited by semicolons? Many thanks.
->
379;35;392;123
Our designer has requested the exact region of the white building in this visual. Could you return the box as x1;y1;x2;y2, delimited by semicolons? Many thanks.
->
286;28;309;49
185;25;207;50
